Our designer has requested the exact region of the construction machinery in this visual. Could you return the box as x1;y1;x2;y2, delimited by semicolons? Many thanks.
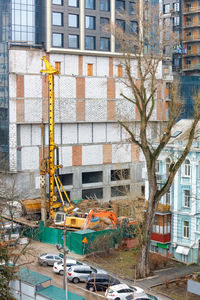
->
40;57;74;223
82;209;118;230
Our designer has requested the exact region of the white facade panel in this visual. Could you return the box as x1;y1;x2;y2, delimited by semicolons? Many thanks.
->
27;50;45;74
21;147;39;170
9;99;16;123
54;124;61;144
116;99;135;121
78;124;92;143
85;100;107;122
9;74;16;98
83;56;97;76
115;81;133;100
96;57;109;77
82;145;103;165
24;99;42;122
9;123;17;172
85;78;107;99
107;123;121;142
32;125;41;146
64;55;79;75
112;144;131;163
50;54;65;74
93;123;106;143
24;75;42;98
62;124;77;144
21;125;31;146
9;50;27;73
59;146;72;167
130;59;138;77
54;98;76;122
54;76;76;98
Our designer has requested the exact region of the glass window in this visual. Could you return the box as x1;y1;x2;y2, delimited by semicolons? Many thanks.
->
68;34;79;48
116;19;125;31
164;4;170;13
183;221;189;238
52;33;63;47
184;159;191;176
100;17;109;26
155;160;160;173
85;16;96;29
173;2;179;11
129;1;135;14
85;0;95;9
173;16;180;26
68;14;79;27
85;36;96;50
130;21;138;33
100;0;110;11
100;37;110;51
52;0;63;5
166;157;171;175
52;12;63;26
116;0;125;11
184;190;190;207
166;190;170;205
68;0;79;6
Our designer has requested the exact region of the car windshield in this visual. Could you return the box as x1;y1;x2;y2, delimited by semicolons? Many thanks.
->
41;253;47;256
57;261;63;265
91;267;97;273
108;289;114;293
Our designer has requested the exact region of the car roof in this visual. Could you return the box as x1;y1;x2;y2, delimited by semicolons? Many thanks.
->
88;273;110;279
109;283;131;291
70;265;90;270
40;253;62;257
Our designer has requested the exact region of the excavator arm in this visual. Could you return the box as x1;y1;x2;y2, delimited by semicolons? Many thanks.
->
82;209;117;230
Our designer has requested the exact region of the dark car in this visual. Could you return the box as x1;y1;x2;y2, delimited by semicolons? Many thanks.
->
86;274;120;291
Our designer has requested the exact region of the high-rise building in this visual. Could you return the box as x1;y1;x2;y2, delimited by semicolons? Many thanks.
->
0;0;169;202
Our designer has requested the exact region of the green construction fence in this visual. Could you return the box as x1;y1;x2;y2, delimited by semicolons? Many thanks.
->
24;222;122;255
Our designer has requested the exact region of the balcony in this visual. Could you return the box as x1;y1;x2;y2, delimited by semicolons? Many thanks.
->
145;201;171;213
184;22;200;28
151;232;171;243
184;7;200;14
183;35;200;42
182;63;200;71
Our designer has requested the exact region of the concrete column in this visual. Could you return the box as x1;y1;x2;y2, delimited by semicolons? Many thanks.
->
46;0;51;52
110;0;115;53
80;0;85;51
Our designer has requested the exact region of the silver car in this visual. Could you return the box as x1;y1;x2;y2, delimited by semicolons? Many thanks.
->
38;252;64;266
67;265;107;283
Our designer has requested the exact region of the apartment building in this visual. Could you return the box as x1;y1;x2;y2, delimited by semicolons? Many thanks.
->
0;0;169;202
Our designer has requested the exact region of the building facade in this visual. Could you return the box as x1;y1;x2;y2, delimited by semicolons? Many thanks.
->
145;120;200;264
1;0;170;202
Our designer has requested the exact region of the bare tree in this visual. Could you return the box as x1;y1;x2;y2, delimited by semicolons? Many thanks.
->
110;1;200;278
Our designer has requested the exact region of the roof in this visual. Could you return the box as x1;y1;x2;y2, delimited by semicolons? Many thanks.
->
37;285;84;300
18;268;51;285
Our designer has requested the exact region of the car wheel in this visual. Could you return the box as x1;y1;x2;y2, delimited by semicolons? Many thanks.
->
42;261;48;267
114;298;120;300
89;286;95;292
59;270;64;275
72;277;80;284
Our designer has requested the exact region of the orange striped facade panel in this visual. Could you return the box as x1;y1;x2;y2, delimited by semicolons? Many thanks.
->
76;100;85;121
16;75;24;98
72;145;82;166
107;78;115;99
76;77;85;99
103;144;112;164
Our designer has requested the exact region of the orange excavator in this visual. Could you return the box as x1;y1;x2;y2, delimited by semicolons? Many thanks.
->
82;209;118;230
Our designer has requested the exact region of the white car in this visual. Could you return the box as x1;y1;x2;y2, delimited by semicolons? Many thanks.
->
53;258;83;275
105;283;148;300
67;265;107;283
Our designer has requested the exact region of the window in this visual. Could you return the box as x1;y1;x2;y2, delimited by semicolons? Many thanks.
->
68;34;79;48
85;16;96;29
166;157;171;175
173;2;179;11
111;185;130;197
68;14;79;27
111;169;130;181
82;188;103;199
199;161;200;178
52;0;63;4
100;37;110;51
164;4;170;13
116;0;125;11
129;1;135;14
184;190;190;207
68;0;79;6
100;17;109;28
183;221;189;238
87;64;93;76
60;173;73;185
85;36;96;50
173;16;180;26
100;0;110;11
166;189;170;205
118;65;122;77
116;19;125;32
85;0;95;9
52;33;63;47
82;171;103;184
130;21;138;34
52;12;63;26
184;159;191;176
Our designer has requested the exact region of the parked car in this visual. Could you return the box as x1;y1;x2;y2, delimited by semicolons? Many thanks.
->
86;274;121;291
67;265;107;283
38;253;64;266
53;258;83;275
105;283;148;300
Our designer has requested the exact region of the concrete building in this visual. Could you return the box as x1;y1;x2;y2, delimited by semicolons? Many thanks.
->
145;120;200;264
0;0;170;202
